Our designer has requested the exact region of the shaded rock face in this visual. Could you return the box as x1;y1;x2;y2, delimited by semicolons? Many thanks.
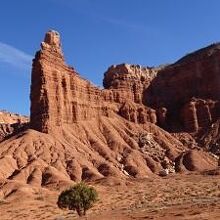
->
181;98;219;132
197;119;220;155
103;46;220;133
175;150;216;172
103;64;162;124
0;124;13;141
144;44;220;132
0;123;28;141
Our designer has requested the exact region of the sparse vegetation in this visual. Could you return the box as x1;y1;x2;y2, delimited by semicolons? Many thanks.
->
57;182;98;217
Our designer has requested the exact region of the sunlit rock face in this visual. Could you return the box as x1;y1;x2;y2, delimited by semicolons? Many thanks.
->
0;31;219;198
30;30;113;133
30;31;220;134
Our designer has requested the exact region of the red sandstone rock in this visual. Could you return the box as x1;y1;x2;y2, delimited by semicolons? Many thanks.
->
103;64;159;103
0;30;219;199
157;107;167;128
31;30;121;133
0;111;29;141
196;119;220;155
175;150;217;172
144;44;220;132
32;31;220;135
181;100;199;132
30;31;162;133
0;124;13;141
29;30;220;159
0;110;28;124
181;98;219;132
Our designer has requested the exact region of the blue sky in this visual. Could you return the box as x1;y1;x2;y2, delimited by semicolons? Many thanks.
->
0;0;220;115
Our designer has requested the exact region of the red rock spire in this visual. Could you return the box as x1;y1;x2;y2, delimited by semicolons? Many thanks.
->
41;30;64;59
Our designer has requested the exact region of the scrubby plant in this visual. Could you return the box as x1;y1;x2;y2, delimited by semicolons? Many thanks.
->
57;182;98;217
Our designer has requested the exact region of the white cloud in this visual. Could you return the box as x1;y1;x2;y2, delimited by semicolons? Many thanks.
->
0;42;33;70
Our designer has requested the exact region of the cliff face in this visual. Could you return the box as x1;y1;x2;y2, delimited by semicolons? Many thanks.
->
103;45;220;133
31;31;220;134
30;31;160;133
0;31;219;199
103;64;159;104
30;31;112;132
144;44;220;132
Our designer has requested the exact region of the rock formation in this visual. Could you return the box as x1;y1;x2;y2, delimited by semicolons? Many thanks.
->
0;110;28;124
31;31;118;133
0;30;219;199
196;119;220;155
0;111;28;141
31;32;220;135
30;31;161;133
103;64;159;104
144;44;220;132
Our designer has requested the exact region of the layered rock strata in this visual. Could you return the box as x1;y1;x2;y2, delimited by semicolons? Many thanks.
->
31;31;220;134
31;30;112;132
0;31;218;198
144;44;220;132
30;31;160;133
103;64;160;104
0;111;28;124
0;111;29;141
104;45;220;132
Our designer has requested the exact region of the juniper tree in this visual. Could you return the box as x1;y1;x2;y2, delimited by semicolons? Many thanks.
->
57;182;98;217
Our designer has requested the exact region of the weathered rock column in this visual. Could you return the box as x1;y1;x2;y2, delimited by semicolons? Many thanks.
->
181;101;199;132
30;30;65;133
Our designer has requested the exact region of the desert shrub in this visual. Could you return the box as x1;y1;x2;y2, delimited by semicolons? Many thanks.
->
57;182;98;216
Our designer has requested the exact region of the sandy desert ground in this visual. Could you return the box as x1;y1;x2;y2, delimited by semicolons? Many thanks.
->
1;172;220;220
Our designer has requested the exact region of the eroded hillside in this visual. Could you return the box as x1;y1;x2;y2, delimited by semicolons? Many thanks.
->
0;31;219;203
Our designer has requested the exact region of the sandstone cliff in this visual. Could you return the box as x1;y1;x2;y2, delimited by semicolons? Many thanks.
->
31;31;220;136
30;31;161;133
0;31;218;199
144;44;220;132
31;31;117;133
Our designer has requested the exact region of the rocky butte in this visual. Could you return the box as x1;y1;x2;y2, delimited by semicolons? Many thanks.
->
0;30;219;199
31;31;220;135
30;31;161;133
145;44;220;133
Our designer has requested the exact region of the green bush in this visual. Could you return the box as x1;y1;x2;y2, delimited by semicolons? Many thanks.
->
57;182;98;216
